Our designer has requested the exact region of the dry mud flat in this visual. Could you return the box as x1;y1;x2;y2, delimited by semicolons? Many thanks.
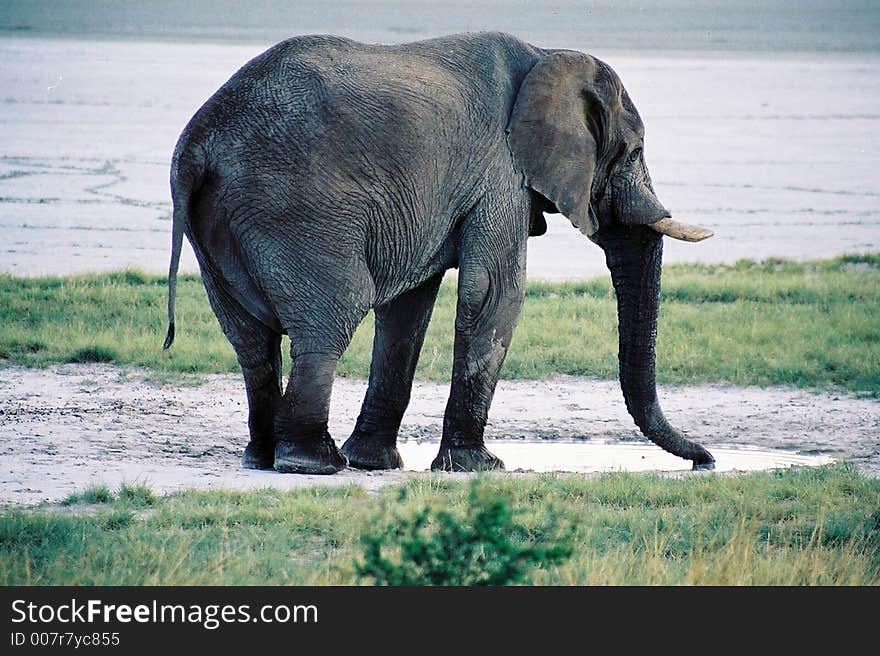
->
1;364;878;506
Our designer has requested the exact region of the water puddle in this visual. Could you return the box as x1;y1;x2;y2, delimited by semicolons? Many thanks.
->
396;440;834;473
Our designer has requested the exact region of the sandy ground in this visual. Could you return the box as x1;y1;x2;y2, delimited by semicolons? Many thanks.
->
1;363;877;506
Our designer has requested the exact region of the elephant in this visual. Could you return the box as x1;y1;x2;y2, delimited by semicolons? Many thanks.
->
163;31;716;474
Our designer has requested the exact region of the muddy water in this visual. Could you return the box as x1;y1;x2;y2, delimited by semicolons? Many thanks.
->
396;440;834;474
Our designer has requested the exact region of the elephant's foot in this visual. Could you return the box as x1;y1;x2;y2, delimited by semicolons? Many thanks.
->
274;433;348;474
341;433;403;470
242;440;275;470
430;443;505;472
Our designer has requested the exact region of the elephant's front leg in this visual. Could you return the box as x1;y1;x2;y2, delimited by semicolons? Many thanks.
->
432;256;526;472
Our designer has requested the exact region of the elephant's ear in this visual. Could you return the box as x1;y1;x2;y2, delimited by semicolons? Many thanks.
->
506;52;606;237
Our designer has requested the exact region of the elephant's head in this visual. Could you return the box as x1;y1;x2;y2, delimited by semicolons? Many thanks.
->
506;51;715;469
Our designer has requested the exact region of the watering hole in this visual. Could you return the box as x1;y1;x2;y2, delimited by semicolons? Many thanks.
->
1;364;875;506
395;441;833;474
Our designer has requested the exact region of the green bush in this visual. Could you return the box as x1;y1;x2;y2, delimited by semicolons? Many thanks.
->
356;481;573;585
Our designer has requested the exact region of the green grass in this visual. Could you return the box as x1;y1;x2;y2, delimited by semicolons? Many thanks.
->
2;465;878;585
1;254;878;394
118;483;159;508
61;485;114;506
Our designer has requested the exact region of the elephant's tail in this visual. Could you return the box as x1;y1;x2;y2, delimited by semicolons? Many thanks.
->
163;144;205;350
162;212;184;350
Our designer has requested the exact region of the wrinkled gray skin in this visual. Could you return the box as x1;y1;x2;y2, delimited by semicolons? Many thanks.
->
165;32;715;474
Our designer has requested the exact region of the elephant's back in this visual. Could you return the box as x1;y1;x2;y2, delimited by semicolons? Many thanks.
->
189;32;539;164
179;32;540;240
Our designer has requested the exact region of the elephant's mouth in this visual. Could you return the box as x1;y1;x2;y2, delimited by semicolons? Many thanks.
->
648;217;714;242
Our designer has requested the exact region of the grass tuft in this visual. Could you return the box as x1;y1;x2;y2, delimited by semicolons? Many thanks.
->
62;485;115;506
102;509;136;531
64;345;118;364
118;483;158;508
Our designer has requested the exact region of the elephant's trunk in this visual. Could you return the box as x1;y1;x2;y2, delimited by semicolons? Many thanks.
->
603;227;715;470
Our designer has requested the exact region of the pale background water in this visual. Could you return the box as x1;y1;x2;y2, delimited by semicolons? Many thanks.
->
1;1;878;279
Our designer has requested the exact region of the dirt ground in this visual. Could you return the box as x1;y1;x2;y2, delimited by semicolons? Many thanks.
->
1;363;878;506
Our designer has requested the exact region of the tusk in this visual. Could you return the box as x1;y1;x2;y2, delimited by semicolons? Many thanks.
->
648;218;714;242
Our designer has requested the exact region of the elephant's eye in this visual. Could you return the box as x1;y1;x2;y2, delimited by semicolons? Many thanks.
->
627;147;643;163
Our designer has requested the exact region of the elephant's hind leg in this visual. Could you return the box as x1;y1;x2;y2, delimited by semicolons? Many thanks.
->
199;268;282;470
272;292;371;475
342;273;444;470
273;351;350;474
239;340;282;470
